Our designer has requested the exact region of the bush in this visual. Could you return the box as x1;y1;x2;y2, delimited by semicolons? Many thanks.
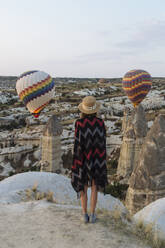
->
9;171;15;177
109;159;118;169
107;159;118;175
105;181;128;200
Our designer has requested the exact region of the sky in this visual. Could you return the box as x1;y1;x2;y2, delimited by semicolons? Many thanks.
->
0;0;165;78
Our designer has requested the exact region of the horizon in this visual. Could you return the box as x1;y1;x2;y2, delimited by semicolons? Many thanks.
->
1;75;165;80
0;0;165;78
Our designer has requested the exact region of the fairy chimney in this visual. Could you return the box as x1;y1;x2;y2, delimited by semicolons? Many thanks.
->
121;107;130;134
41;115;63;173
117;104;148;183
126;114;165;214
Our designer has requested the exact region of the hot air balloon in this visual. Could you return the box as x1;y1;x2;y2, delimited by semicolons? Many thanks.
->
16;70;55;117
122;69;152;107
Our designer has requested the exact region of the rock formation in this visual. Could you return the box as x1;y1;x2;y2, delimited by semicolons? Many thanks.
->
0;145;40;179
62;150;73;170
126;114;165;214
117;105;148;182
41;115;63;173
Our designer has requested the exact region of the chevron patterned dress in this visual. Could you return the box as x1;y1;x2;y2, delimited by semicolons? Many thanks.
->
71;115;108;194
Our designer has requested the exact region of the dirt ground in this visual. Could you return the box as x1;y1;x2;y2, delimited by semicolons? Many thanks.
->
0;201;151;248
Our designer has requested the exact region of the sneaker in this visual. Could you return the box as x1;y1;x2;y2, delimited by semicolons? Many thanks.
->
83;213;89;224
90;213;97;223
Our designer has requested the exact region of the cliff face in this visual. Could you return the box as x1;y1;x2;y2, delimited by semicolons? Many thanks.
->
117;105;148;182
126;115;165;214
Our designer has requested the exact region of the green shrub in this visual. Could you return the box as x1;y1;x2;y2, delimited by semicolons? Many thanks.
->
109;159;118;169
9;171;15;177
107;159;118;175
105;182;128;200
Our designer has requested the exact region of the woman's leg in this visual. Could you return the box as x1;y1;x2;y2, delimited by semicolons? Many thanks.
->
80;185;88;214
90;180;98;214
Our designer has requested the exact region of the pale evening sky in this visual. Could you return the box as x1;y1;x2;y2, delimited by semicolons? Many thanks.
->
0;0;165;78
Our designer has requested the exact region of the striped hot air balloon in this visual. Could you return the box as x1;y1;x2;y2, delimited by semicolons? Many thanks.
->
16;70;55;117
122;69;152;107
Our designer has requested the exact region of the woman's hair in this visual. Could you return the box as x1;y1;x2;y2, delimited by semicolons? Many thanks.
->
80;112;97;118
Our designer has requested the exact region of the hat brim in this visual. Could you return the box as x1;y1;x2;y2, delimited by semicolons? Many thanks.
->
78;102;100;114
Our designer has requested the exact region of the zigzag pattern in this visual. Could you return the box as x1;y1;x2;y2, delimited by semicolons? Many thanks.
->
71;116;108;193
85;138;105;151
76;118;103;129
81;126;104;139
93;159;106;169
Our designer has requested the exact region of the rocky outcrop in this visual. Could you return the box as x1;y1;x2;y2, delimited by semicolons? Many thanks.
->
62;150;73;170
126;114;165;214
121;107;130;134
117;105;148;182
0;116;26;130
41;115;63;173
0;146;41;178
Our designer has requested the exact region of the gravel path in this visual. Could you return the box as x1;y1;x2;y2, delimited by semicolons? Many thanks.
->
0;201;151;248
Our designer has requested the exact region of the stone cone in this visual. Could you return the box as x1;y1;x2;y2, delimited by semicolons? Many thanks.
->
117;104;147;182
41;115;63;173
126;114;165;214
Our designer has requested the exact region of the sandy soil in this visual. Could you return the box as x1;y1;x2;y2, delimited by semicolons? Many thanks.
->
0;201;151;248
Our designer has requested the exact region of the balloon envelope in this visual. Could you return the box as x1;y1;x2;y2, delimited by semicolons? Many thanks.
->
16;70;55;117
122;69;152;107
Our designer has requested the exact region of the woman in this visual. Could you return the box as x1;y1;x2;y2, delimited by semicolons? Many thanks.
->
71;96;108;223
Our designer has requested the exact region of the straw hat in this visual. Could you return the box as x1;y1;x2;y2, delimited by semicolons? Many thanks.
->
78;96;100;114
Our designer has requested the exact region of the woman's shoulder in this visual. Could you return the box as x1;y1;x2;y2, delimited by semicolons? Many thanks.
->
74;118;83;127
96;116;104;121
75;118;83;123
95;116;105;124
